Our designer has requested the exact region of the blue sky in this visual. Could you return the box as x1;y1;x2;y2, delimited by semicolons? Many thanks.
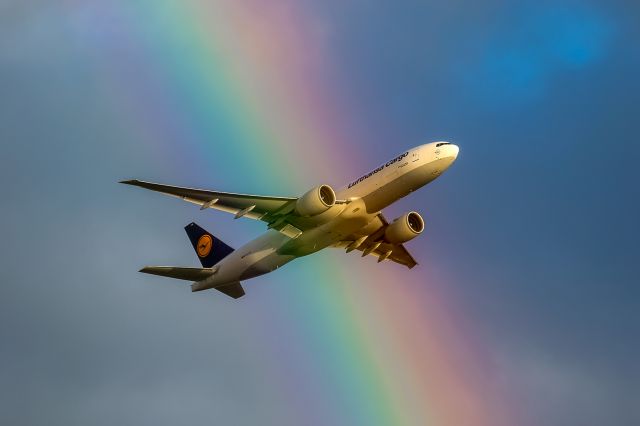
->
1;1;639;425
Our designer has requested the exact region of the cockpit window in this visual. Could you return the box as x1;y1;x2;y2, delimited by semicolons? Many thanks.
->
436;143;451;147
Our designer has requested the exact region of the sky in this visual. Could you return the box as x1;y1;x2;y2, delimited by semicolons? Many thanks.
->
1;0;639;425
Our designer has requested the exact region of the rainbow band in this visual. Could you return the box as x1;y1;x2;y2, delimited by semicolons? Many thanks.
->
92;1;510;424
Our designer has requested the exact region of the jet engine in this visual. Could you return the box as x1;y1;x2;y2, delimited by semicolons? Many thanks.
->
295;184;336;216
384;211;425;243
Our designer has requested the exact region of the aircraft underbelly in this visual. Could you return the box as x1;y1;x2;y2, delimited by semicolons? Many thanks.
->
278;204;376;257
238;252;296;280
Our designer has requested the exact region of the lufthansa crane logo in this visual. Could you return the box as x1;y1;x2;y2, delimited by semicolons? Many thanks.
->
196;234;213;258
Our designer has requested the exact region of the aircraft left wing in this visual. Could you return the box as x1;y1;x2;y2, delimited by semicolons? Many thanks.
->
333;213;418;269
121;179;297;222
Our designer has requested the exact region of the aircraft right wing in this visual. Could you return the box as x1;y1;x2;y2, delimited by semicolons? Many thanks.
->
333;213;418;269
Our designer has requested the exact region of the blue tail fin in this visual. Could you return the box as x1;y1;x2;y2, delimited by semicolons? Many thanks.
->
184;222;234;268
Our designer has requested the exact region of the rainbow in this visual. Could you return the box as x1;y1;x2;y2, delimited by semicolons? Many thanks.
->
93;1;512;424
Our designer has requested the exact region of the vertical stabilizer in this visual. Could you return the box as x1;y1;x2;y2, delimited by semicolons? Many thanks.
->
184;222;234;268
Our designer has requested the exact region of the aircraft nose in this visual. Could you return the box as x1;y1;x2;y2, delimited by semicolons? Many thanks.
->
451;144;459;159
440;143;458;161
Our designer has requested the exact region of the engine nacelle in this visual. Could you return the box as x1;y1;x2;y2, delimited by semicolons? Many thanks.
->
295;184;336;216
384;211;425;244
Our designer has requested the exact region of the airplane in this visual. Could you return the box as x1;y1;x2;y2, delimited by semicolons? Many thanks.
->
121;141;459;298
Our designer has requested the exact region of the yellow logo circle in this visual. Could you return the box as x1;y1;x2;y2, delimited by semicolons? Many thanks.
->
196;234;213;258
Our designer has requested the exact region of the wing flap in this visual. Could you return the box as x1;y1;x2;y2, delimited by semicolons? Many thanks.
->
335;240;418;268
371;241;418;268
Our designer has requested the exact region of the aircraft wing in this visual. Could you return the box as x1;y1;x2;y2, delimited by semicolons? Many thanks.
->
333;213;419;269
121;179;297;222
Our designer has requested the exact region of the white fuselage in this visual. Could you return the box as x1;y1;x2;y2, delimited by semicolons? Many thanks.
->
192;142;459;291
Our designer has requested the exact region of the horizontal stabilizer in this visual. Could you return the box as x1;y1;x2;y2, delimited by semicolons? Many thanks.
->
140;266;215;281
215;282;245;299
141;267;245;299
